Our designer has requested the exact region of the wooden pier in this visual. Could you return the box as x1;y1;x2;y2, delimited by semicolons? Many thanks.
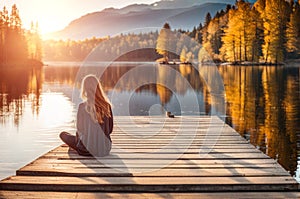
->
0;116;299;198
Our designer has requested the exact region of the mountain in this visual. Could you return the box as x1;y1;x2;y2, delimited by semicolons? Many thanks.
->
166;3;230;30
150;0;235;9
148;0;256;10
46;1;231;40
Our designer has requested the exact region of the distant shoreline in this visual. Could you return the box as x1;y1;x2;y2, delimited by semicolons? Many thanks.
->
40;60;300;67
0;59;43;69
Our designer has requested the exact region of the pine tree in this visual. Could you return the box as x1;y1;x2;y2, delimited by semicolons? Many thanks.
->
0;4;29;64
201;10;228;62
0;10;4;63
204;13;212;27
1;6;9;64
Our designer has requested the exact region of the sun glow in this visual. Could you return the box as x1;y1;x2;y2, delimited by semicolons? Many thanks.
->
36;16;66;35
20;1;74;35
1;0;158;36
37;93;74;128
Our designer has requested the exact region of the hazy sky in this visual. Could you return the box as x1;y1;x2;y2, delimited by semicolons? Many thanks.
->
0;0;158;34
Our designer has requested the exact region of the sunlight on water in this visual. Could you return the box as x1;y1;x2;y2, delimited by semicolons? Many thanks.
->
0;92;75;180
0;63;299;183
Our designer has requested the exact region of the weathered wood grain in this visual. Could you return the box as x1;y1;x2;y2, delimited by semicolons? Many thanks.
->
0;176;298;192
1;191;299;199
0;116;298;193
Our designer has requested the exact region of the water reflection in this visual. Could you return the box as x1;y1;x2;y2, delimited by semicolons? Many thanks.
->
0;65;75;180
219;66;300;177
1;63;300;181
74;63;209;115
44;63;208;108
44;65;79;85
0;67;42;126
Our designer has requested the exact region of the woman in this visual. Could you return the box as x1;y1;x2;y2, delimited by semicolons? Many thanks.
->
60;75;113;157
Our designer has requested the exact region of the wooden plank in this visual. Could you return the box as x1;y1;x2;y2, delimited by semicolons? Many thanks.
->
0;116;297;193
2;175;296;185
0;176;298;192
111;139;246;143
41;152;271;159
111;133;243;138
111;137;245;141
60;144;257;149
55;147;261;154
114;116;215;120
111;143;251;147
114;123;226;126
111;143;253;148
16;165;289;177
113;126;228;130
112;133;245;140
28;157;279;166
1;191;300;199
112;127;231;132
113;118;223;122
111;137;247;140
111;140;249;144
22;162;281;169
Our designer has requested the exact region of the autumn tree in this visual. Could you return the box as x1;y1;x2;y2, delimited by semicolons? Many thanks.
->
201;6;228;62
27;22;42;61
6;4;27;63
220;8;239;62
262;0;290;63
220;0;263;62
43;32;161;62
156;23;176;62
0;4;42;66
250;7;264;62
0;7;8;63
180;46;187;63
286;3;300;57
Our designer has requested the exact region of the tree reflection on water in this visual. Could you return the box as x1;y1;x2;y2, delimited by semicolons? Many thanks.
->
0;66;42;126
220;65;300;177
1;63;300;179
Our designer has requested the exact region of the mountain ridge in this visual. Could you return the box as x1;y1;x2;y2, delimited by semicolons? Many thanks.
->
46;1;241;40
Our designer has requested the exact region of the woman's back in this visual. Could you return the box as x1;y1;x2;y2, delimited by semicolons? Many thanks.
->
60;74;113;157
77;102;113;157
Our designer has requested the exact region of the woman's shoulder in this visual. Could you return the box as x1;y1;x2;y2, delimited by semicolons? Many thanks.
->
78;102;86;110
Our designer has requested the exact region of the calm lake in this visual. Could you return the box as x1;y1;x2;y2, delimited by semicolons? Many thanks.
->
0;62;300;182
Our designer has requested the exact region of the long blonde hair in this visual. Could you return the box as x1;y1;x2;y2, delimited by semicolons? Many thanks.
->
80;75;111;123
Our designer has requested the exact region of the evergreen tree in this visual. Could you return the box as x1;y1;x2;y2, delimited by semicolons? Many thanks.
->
204;12;212;26
201;10;228;62
0;4;42;65
1;6;9;64
6;4;27;62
